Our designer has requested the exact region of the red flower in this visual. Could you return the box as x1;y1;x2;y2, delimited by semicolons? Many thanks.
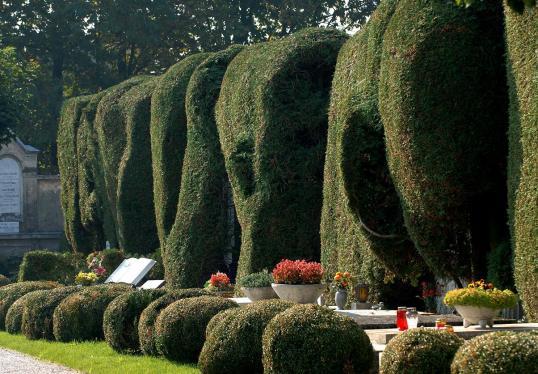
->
272;259;323;285
210;272;230;288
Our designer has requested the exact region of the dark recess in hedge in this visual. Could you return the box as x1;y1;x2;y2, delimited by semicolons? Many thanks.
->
216;28;347;278
150;53;212;248
379;0;508;282
18;250;82;284
165;46;244;288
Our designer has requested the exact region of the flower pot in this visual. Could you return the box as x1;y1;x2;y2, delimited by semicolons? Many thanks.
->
271;283;325;304
335;289;347;310
454;305;499;328
241;286;278;301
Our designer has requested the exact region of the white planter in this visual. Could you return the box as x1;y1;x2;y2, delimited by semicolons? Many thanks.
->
271;283;325;304
454;305;499;328
241;286;278;301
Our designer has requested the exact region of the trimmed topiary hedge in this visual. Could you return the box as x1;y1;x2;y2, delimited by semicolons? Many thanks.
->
505;3;538;321
0;274;10;287
379;0;508;281
21;286;79;340
150;53;211;248
451;331;538;373
18;250;82;284
53;283;132;342
262;304;373;374
199;299;294;374
116;78;160;254
165;46;244;288
103;289;166;353
155;295;238;362
380;328;464;374
216;28;347;278
5;291;39;334
0;281;59;330
138;288;211;356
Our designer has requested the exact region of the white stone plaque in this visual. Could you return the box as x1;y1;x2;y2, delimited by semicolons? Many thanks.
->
139;280;165;289
105;258;156;285
0;222;19;234
0;158;21;215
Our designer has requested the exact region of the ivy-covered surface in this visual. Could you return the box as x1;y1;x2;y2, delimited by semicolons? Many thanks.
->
150;53;211;249
116;78;160;254
216;28;347;279
505;3;538;321
165;46;243;288
379;0;508;282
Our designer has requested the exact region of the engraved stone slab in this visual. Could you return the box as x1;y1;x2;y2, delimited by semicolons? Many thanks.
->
105;258;156;285
0;157;22;216
0;222;19;234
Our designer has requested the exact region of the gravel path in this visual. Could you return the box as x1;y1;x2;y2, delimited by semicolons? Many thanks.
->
0;348;78;374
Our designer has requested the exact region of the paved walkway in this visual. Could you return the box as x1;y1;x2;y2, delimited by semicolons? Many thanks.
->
0;348;77;374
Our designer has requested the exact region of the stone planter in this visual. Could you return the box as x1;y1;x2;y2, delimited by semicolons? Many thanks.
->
454;305;499;328
241;286;278;301
271;283;325;304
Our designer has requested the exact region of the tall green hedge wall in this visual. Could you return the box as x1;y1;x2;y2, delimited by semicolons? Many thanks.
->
321;0;424;292
57;95;94;253
379;0;508;281
150;53;212;249
165;46;244;288
216;28;347;278
116;78;160;254
505;3;537;321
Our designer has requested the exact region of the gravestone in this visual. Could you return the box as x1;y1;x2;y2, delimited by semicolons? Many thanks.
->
105;257;156;285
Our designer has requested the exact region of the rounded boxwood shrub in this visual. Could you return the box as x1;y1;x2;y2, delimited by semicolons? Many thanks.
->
0;275;10;287
21;286;79;340
18;250;81;284
0;281;59;330
103;289;166;353
5;291;39;334
53;283;132;342
199;299;294;374
138;288;210;356
379;0;508;280
155;295;238;362
451;331;538;373
262;304;373;374
380;328;464;374
165;46;243;289
216;28;347;278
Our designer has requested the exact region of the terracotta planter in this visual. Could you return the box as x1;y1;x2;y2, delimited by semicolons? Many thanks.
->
454;305;499;328
241;286;278;301
271;283;325;304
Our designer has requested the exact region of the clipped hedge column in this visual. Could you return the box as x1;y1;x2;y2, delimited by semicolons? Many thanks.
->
216;28;347;278
165;46;243;288
150;53;211;248
505;3;538;321
379;0;508;281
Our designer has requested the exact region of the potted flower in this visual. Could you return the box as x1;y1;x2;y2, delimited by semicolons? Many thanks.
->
75;271;98;286
444;279;517;328
237;270;278;301
332;271;353;310
271;259;324;304
205;272;235;298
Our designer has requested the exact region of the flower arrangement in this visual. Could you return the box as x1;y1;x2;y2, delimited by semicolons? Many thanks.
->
420;281;440;313
272;259;324;285
237;269;273;288
75;271;98;286
86;251;108;279
205;272;234;292
332;271;353;290
444;280;517;310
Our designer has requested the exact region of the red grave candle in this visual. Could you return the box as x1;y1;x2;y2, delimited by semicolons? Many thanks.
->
397;307;408;331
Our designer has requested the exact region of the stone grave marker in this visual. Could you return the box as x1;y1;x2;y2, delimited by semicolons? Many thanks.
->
105;258;156;285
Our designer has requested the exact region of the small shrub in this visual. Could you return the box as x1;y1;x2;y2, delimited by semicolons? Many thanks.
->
155;296;238;362
138;288;211;356
444;280;517;309
18;250;82;284
237;270;273;288
5;291;40;334
0;281;59;330
53;283;132;342
262;304;373;374
199;299;294;374
451;331;538;373
0;275;10;287
21;286;79;340
272;259;323;284
103;289;166;353
380;328;464;374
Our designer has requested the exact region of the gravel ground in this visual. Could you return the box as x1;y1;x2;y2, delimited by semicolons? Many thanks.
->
0;348;78;374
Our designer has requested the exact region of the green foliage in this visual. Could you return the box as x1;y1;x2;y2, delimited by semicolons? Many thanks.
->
138;288;211;356
262;304;373;374
381;328;464;374
379;0;508;281
155;296;238;362
0;281;59;330
505;3;538;321
237;270;273;288
454;0;536;12
451;331;538;373
21;286;79;340
0;275;11;287
103;289;166;354
165;46;244;288
147;249;165;280
18;250;83;284
444;287;517;309
150;53;211;248
216;28;347;279
5;291;39;334
487;241;515;291
199;299;294;374
98;249;126;274
53;284;132;342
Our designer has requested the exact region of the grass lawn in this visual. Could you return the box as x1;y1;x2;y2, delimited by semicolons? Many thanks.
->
0;331;200;374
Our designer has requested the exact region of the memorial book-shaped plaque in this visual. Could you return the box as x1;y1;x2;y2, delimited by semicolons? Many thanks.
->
105;258;156;285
